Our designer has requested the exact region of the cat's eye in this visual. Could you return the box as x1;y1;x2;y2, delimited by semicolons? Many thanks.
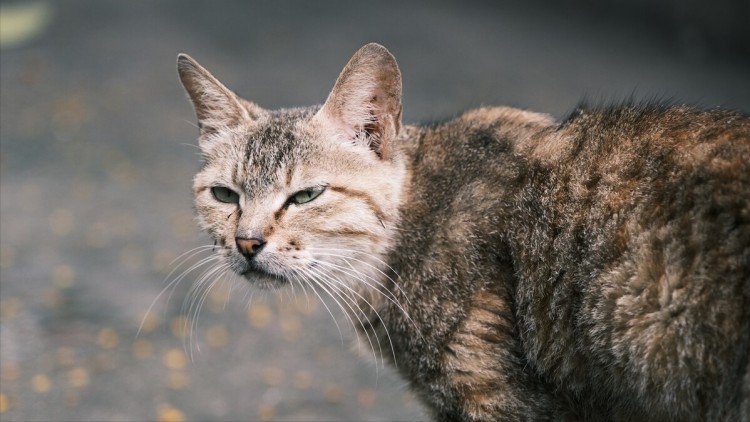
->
290;186;326;205
211;186;240;204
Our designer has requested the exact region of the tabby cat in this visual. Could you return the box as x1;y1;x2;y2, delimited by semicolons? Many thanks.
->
177;43;749;421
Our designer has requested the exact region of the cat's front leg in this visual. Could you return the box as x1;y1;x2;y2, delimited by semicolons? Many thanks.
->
436;290;562;422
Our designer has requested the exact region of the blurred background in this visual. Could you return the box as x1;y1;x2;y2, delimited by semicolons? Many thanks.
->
1;1;748;421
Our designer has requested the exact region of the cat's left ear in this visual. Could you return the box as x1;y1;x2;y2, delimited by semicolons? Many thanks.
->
313;43;402;160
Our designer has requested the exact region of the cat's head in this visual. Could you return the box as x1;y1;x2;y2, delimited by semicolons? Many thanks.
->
177;44;406;289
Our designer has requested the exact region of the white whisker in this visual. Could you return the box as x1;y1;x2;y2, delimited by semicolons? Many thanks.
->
289;268;345;346
307;265;387;371
308;249;421;340
309;247;412;305
167;254;223;314
183;262;231;360
315;258;409;318
310;263;399;369
137;245;217;338
304;266;375;358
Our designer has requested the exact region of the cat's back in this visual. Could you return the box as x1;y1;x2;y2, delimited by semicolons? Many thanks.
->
533;104;750;274
506;104;750;274
559;104;749;179
511;105;750;420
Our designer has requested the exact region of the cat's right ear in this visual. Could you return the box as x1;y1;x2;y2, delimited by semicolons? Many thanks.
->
177;54;264;138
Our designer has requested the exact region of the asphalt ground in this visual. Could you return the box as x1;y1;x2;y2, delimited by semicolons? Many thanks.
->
1;1;748;421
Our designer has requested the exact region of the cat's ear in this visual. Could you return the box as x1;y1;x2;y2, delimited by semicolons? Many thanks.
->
313;43;402;160
177;54;265;136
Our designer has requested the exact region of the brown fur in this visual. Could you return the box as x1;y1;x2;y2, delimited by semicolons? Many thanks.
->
178;44;750;421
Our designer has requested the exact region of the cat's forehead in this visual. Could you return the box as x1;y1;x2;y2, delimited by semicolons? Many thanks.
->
231;107;319;194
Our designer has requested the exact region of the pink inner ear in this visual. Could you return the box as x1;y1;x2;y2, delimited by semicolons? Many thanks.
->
313;44;403;159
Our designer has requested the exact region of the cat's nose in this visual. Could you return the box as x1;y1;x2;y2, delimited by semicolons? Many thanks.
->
235;236;266;259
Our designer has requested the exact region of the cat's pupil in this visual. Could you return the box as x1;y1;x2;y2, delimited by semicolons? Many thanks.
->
211;186;239;204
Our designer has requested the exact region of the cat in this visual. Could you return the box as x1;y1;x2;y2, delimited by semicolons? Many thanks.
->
177;43;750;421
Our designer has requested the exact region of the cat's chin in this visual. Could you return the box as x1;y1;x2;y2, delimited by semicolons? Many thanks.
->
239;268;287;289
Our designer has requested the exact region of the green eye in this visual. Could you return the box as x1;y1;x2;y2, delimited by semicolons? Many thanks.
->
211;186;240;204
291;186;325;205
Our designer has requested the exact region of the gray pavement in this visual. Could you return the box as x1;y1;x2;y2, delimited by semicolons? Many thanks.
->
1;1;748;421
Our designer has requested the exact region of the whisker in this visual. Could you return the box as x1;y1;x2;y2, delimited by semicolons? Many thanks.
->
311;263;399;369
307;265;387;370
183;262;231;360
242;284;256;313
308;248;411;305
314;259;420;340
137;245;216;337
167;254;224;315
305;267;373;356
182;259;228;319
308;250;421;341
190;266;230;360
286;270;313;311
289;268;345;346
223;273;237;311
309;272;375;365
317;259;401;309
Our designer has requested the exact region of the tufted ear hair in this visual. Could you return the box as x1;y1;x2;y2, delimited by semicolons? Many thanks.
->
177;54;266;139
313;43;402;160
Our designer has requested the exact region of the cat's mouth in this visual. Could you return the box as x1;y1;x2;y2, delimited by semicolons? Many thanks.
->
222;250;289;287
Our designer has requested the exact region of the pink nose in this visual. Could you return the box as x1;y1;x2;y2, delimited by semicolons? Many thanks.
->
236;237;265;258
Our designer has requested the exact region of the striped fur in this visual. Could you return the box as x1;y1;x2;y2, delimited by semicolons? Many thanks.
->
178;44;750;421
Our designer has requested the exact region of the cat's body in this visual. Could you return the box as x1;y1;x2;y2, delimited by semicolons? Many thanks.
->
177;44;750;421
382;105;750;421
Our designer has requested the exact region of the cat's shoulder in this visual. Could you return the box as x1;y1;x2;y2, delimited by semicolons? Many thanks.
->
416;106;559;157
